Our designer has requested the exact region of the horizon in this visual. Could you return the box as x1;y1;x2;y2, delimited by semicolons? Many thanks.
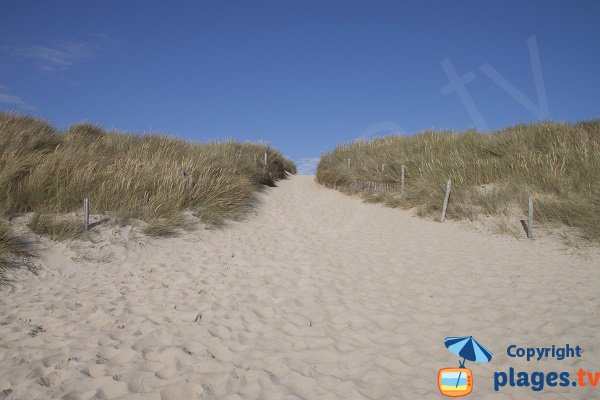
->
1;1;599;173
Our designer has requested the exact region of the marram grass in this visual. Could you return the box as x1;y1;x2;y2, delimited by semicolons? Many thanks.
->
0;220;31;275
316;120;600;242
0;113;295;269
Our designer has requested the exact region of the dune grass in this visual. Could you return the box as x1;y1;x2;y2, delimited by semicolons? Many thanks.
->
316;120;600;242
27;213;86;241
0;113;295;246
0;220;31;274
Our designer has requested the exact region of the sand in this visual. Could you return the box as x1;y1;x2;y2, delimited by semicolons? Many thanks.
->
1;175;599;399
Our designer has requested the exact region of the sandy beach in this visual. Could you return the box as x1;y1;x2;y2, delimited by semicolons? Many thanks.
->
1;175;599;400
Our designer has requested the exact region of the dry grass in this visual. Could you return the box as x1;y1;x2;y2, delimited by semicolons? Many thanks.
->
492;218;523;239
0;113;295;245
27;213;86;241
316;120;600;242
0;220;31;274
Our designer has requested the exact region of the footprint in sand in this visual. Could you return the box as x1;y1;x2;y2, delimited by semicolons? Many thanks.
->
207;342;233;362
160;382;204;400
208;325;231;339
155;367;179;380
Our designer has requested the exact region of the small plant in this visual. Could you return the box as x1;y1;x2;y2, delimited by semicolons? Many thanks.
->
142;220;179;237
0;221;31;273
27;214;86;241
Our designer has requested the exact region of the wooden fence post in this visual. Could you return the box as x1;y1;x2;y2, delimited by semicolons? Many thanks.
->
347;159;351;167
254;153;257;162
264;152;268;167
381;163;385;172
528;196;534;239
83;198;90;231
400;165;405;194
440;180;452;223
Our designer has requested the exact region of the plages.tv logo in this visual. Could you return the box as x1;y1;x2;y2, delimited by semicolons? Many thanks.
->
438;336;493;397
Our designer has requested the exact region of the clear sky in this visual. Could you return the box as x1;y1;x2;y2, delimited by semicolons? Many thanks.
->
1;1;599;173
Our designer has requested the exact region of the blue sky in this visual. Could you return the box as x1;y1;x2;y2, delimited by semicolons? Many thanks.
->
1;1;599;174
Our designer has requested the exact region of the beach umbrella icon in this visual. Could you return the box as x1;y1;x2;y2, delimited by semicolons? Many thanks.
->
444;336;493;388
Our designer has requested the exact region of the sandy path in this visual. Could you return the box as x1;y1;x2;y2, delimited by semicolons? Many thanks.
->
1;175;599;399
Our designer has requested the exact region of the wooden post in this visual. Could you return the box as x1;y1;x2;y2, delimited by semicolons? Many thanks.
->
264;152;268;167
347;159;351;167
381;163;385;172
440;180;452;223
83;198;90;231
400;165;405;194
253;153;257;162
528;196;534;239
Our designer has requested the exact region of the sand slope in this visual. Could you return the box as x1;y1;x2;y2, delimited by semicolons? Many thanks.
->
1;175;599;399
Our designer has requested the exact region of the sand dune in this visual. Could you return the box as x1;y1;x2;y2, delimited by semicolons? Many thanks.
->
1;175;599;399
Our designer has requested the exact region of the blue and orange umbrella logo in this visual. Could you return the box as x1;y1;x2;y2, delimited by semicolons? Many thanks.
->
438;336;493;397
